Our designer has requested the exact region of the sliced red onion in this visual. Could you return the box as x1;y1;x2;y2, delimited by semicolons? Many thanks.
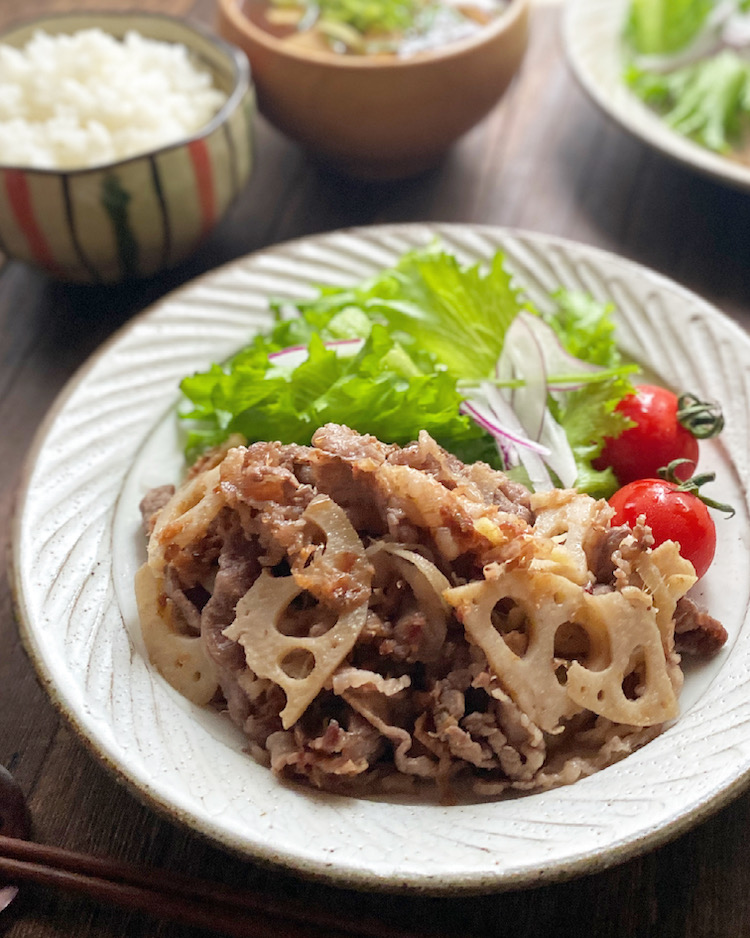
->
267;344;308;359
480;382;555;491
460;402;516;467
460;400;549;456
267;338;364;369
461;385;554;491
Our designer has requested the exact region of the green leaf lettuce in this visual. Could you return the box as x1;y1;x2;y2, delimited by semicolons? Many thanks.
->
179;246;635;495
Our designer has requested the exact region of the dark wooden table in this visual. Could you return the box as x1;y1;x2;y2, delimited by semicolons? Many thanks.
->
3;1;750;936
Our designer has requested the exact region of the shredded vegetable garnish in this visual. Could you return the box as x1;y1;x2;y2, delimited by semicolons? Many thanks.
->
179;246;636;495
264;0;503;56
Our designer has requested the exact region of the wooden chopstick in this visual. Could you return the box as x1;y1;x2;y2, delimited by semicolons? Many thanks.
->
0;835;446;938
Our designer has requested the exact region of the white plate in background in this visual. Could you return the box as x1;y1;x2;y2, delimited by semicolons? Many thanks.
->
564;0;750;192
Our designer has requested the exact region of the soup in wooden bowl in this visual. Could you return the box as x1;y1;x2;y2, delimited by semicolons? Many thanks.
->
216;0;529;179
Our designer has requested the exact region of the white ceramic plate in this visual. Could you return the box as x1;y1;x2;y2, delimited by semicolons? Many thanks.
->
563;0;750;192
11;223;750;894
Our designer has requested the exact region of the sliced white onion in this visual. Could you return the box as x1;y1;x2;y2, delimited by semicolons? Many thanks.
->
537;410;578;489
493;314;581;487
496;313;549;444
461;312;601;490
499;313;601;385
366;541;451;663
481;383;556;491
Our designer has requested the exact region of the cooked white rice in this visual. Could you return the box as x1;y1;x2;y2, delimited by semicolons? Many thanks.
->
0;28;228;170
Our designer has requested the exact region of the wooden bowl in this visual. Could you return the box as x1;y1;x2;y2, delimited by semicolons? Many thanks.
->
0;12;255;283
216;0;529;180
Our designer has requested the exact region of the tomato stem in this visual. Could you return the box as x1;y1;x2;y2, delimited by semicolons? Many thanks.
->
677;392;724;439
658;459;735;516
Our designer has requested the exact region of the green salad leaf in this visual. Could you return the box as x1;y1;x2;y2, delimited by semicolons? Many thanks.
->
180;246;635;495
540;290;634;496
627;51;750;152
625;0;713;55
548;380;631;498
544;289;623;368
287;247;526;379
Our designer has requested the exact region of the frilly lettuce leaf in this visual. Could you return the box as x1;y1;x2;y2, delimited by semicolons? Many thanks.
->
549;379;633;499
541;290;634;497
287;246;526;379
544;289;623;368
180;246;635;494
179;249;511;466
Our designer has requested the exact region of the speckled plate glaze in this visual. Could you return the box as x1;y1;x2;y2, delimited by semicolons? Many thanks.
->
563;0;750;192
11;224;750;894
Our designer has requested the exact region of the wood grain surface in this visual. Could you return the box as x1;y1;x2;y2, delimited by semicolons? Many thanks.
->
2;1;750;937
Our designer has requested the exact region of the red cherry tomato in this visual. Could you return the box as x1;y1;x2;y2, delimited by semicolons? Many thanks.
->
609;478;716;579
595;384;699;485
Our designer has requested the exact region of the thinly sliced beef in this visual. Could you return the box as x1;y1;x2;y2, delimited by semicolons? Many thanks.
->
201;515;261;671
139;484;175;535
138;424;727;802
389;431;533;523
586;524;631;584
674;596;728;656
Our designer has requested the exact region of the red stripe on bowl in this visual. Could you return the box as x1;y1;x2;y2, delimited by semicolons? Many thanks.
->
187;139;215;238
4;170;65;278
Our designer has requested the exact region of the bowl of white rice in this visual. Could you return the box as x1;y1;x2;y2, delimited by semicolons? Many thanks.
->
0;12;254;282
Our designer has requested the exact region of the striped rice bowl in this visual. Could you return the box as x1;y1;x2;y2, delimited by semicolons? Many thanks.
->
0;12;254;283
